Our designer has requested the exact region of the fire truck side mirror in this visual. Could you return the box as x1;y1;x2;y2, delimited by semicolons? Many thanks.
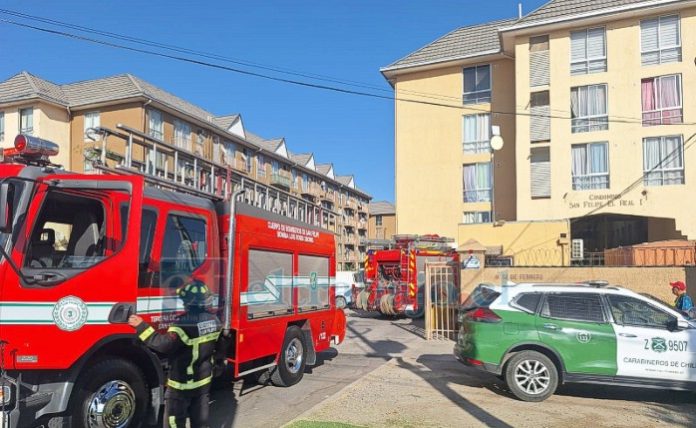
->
0;182;14;233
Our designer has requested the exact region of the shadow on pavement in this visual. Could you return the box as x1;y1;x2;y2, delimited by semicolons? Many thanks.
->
347;322;406;360
304;348;338;373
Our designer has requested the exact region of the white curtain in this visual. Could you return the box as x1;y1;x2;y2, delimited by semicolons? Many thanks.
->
463;164;476;202
571;145;587;177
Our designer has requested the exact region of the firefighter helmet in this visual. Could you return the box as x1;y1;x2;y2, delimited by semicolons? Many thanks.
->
177;280;213;309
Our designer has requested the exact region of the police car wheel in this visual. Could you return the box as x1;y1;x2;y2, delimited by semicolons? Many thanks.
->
335;296;347;309
271;326;307;387
71;359;148;428
504;351;558;402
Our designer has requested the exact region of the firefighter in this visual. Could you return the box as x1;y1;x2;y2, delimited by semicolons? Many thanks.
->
128;280;223;428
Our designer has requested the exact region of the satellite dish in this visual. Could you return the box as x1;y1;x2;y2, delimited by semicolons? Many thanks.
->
490;135;504;151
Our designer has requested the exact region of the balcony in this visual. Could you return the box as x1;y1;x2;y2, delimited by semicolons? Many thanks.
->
271;173;292;190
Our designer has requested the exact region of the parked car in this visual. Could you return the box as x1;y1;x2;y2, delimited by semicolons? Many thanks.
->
454;282;696;402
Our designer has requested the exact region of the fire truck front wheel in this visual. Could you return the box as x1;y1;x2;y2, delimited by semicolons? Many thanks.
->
271;326;307;387
71;358;148;428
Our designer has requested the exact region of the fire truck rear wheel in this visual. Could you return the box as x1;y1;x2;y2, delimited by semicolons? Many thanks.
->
271;326;307;387
71;358;148;428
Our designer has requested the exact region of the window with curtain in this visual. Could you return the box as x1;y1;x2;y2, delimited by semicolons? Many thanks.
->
147;109;163;140
0;112;4;142
530;147;551;198
643;135;684;186
641;15;681;66
462;163;492;202
462;113;491;154
641;74;682;126
83;111;100;139
224;142;236;166
243;148;252;172
571;27;607;75
463;65;491;104
463;211;492;224
571;142;609;190
571;84;608;133
19;107;33;135
173;119;191;150
302;173;309;191
257;154;266;177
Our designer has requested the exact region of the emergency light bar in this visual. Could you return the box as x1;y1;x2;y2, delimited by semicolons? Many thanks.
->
14;134;60;157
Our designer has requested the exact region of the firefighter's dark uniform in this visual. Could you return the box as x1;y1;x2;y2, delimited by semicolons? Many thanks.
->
135;282;223;428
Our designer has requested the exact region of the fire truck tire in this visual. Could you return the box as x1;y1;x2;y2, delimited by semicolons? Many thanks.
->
270;326;307;387
70;358;148;428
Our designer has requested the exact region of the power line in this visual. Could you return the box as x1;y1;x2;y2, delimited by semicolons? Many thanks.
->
1;12;694;128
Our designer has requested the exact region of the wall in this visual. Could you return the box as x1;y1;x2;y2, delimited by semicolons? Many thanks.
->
514;6;696;239
393;57;516;244
460;266;690;304
458;219;570;266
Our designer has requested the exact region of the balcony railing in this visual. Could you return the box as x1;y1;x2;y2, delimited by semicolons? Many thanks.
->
271;173;292;189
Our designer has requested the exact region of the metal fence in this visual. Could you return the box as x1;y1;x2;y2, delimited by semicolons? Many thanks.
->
424;262;459;341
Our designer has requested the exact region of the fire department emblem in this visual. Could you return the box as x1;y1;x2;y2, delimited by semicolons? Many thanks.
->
651;337;667;353
310;272;318;290
53;296;89;331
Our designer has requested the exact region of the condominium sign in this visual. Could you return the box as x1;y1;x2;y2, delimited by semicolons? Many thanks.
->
567;193;642;210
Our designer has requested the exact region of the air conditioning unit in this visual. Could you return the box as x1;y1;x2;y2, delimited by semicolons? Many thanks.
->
571;239;584;260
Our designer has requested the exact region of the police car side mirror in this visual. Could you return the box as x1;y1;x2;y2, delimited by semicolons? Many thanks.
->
0;182;14;233
666;317;686;332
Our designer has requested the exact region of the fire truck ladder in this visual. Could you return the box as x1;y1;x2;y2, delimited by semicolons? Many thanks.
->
86;124;338;231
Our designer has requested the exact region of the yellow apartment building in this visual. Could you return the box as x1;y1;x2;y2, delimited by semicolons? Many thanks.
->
0;72;371;270
367;201;396;241
383;0;696;266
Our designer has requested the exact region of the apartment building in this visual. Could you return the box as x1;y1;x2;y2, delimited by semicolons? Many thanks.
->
367;201;396;241
0;71;370;270
383;0;696;265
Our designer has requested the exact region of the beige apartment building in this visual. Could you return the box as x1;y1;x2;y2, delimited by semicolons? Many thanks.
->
367;201;396;241
383;0;696;266
0;72;370;270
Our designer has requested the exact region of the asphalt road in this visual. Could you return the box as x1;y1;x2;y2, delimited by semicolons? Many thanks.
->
208;311;418;427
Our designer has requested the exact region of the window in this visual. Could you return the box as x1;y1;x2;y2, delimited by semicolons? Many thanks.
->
224;142;236;166
0;112;4;142
196;130;205;147
463;163;491;202
570;27;606;75
529;35;550;87
302;173;309;192
25;191;106;270
173;120;191;150
571;84;608;133
244;250;293;318
462;114;491;154
375;215;383;226
463;65;491;104
19;108;33;135
463;211;491;224
643;135;684;186
571;142;609;190
257;155;266;177
542;293;605;322
530;147;550;198
147;109;163;140
160;214;206;288
291;169;298;189
120;206;158;287
83;111;100;140
297;254;330;311
641;74;682;126
530;91;550;142
243;148;252;173
212;136;221;163
514;293;542;313
607;295;674;328
272;160;279;175
641;15;681;66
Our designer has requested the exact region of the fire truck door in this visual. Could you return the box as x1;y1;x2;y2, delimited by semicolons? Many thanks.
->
0;175;143;370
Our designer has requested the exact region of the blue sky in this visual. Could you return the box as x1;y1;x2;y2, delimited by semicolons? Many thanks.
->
0;0;546;202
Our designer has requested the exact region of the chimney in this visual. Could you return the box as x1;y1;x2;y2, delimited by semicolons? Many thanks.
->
518;2;523;19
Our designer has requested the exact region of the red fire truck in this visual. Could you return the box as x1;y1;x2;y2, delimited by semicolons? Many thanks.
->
352;235;459;317
0;131;346;428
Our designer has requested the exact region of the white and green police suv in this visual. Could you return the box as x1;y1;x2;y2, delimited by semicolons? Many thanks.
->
454;282;696;401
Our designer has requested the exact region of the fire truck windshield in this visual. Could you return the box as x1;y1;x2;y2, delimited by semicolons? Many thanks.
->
0;178;27;251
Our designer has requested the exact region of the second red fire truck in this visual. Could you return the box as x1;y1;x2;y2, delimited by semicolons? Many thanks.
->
0;130;346;428
352;235;459;317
